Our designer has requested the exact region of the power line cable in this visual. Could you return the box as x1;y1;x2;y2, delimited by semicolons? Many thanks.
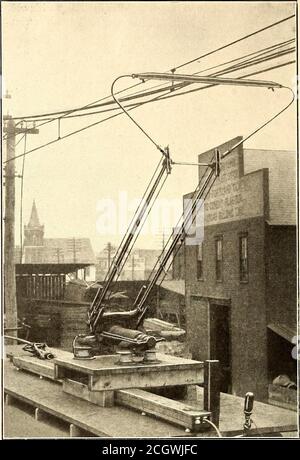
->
3;19;294;149
9;14;294;124
193;38;295;76
173;13;295;71
4;58;295;165
211;47;295;75
15;39;295;124
19;39;295;123
2;85;172;165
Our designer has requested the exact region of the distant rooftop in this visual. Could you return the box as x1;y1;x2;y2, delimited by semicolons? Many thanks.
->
43;238;96;264
15;263;92;275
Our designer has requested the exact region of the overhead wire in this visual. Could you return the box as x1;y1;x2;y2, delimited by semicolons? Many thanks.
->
2;79;146;143
16;38;295;124
173;13;295;71
6;13;294;129
193;38;295;76
110;48;295;176
3;16;296;163
211;47;295;74
4;54;295;166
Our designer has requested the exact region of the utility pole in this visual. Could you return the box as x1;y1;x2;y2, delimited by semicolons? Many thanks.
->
3;116;39;339
56;247;63;263
105;242;113;269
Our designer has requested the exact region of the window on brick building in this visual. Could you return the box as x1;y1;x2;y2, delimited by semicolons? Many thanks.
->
215;237;223;281
239;235;248;282
197;242;203;280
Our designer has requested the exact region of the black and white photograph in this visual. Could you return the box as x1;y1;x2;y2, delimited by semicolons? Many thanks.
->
1;1;299;441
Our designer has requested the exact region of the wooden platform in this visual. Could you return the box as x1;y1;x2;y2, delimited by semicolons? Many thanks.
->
7;346;210;431
53;352;203;391
4;361;186;437
4;346;298;437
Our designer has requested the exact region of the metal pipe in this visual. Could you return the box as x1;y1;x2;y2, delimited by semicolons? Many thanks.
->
4;335;33;345
132;72;282;89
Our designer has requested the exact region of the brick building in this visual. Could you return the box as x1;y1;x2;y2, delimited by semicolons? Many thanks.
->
181;136;296;401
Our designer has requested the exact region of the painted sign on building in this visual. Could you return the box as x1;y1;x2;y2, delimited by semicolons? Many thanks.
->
201;147;266;226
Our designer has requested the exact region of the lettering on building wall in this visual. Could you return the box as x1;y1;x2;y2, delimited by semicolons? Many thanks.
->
204;153;261;225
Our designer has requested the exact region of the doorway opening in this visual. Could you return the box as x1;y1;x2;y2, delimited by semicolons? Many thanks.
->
209;303;231;393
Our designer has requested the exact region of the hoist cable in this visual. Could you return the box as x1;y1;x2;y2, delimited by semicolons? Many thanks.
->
111;75;166;155
221;86;295;160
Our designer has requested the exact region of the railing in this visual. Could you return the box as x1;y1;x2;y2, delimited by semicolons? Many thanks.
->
16;274;66;300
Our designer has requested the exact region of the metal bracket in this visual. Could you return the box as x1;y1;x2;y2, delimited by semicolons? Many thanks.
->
171;148;221;177
163;146;172;174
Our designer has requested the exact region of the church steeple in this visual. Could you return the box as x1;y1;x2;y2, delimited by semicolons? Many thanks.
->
24;200;44;246
28;200;40;227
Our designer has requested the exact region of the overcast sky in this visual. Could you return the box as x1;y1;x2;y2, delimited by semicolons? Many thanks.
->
2;1;296;253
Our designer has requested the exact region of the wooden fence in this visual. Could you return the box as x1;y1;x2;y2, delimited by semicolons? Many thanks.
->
16;274;66;300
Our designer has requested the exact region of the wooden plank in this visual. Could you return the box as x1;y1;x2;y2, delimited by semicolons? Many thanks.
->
89;367;203;391
7;346;70;381
53;353;204;376
63;378;114;407
54;352;204;391
12;356;54;380
115;388;210;431
268;399;297;412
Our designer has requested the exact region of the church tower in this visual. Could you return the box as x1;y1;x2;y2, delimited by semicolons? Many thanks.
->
24;200;44;246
